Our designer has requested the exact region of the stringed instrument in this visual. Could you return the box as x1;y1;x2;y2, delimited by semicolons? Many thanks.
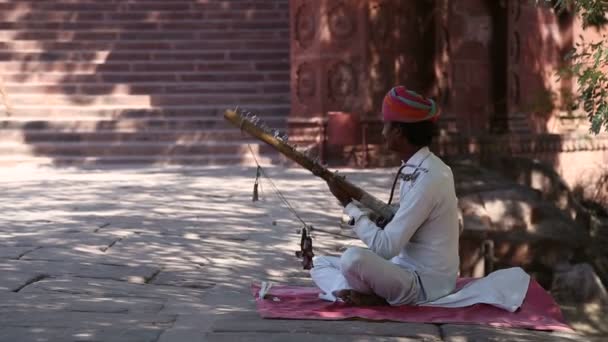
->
224;109;397;269
224;109;396;219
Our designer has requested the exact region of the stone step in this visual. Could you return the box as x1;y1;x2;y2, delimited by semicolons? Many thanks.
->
0;0;291;166
0;30;289;42
0;61;287;73
0;9;289;22
0;1;286;13
2;94;290;106
0;20;289;31
0;141;283;157
0;105;289;118
0;153;285;167
2;73;288;84
0;116;287;131
0;129;262;143
0;40;289;52
0;50;289;63
2;82;290;96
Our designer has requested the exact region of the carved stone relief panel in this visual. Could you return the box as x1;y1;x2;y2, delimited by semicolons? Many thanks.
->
368;1;391;46
510;72;520;106
510;31;520;64
327;61;357;104
327;2;356;40
510;0;521;21
295;3;316;48
296;62;316;104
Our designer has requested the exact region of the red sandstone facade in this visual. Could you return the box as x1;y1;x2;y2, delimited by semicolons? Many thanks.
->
0;0;605;200
288;0;608;200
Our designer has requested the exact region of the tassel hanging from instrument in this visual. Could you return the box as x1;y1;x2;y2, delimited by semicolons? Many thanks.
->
252;165;261;202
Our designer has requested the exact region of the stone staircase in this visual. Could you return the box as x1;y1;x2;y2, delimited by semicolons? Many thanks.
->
0;0;290;166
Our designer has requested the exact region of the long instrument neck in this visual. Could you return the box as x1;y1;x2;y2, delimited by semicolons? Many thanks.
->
224;109;396;221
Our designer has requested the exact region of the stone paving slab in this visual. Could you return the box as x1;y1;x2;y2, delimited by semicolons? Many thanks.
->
0;165;604;341
0;271;40;292
150;269;217;290
440;324;600;342
210;315;442;340
19;276;207;302
0;259;158;284
0;246;37;259
0;311;176;329
0;231;119;249
20;246;130;264
0;326;164;342
205;333;432;341
0;292;165;314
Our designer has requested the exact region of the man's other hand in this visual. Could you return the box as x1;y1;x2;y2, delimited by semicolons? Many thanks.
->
327;177;351;207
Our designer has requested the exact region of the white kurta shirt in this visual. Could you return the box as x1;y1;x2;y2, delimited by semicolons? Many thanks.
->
344;146;460;302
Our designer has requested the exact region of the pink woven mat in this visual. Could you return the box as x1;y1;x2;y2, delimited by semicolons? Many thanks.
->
251;278;573;332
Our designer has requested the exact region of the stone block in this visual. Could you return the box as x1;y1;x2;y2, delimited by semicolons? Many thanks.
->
0;326;164;342
0;259;158;284
0;311;176;329
206;333;431;342
440;324;588;342
0;271;41;292
19;276;208;303
211;315;441;340
0;247;37;259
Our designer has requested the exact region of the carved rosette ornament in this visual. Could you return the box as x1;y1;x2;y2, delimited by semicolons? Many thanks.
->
370;59;390;93
295;4;315;48
511;0;521;21
296;63;316;104
328;61;356;103
510;31;520;64
327;3;355;39
510;72;520;105
507;0;523;117
369;2;391;45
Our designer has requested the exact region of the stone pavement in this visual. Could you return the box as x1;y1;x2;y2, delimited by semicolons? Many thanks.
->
0;165;604;341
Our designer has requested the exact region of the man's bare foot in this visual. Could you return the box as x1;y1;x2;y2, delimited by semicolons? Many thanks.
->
334;289;388;306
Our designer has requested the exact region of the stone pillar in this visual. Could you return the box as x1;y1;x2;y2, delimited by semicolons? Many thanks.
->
506;0;574;135
438;0;494;137
288;0;436;163
506;0;528;134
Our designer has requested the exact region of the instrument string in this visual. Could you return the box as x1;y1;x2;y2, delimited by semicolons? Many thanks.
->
246;144;308;227
246;144;356;239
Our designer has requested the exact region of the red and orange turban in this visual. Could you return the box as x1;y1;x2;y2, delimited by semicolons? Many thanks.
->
382;86;439;123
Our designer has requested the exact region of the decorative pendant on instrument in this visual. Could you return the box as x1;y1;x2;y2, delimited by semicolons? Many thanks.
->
295;225;314;270
252;165;261;202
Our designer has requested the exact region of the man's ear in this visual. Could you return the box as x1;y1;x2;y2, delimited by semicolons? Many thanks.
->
392;124;402;138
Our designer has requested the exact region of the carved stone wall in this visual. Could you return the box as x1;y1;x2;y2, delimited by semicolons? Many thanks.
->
506;0;575;135
290;0;369;119
288;0;435;151
437;0;495;136
288;0;607;201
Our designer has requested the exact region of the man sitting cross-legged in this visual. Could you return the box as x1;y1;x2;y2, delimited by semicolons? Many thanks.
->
311;86;460;306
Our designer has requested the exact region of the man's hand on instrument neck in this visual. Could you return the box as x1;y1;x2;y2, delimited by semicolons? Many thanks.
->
326;178;352;207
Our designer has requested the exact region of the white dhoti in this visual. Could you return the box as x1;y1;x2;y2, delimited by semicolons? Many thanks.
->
310;247;425;306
